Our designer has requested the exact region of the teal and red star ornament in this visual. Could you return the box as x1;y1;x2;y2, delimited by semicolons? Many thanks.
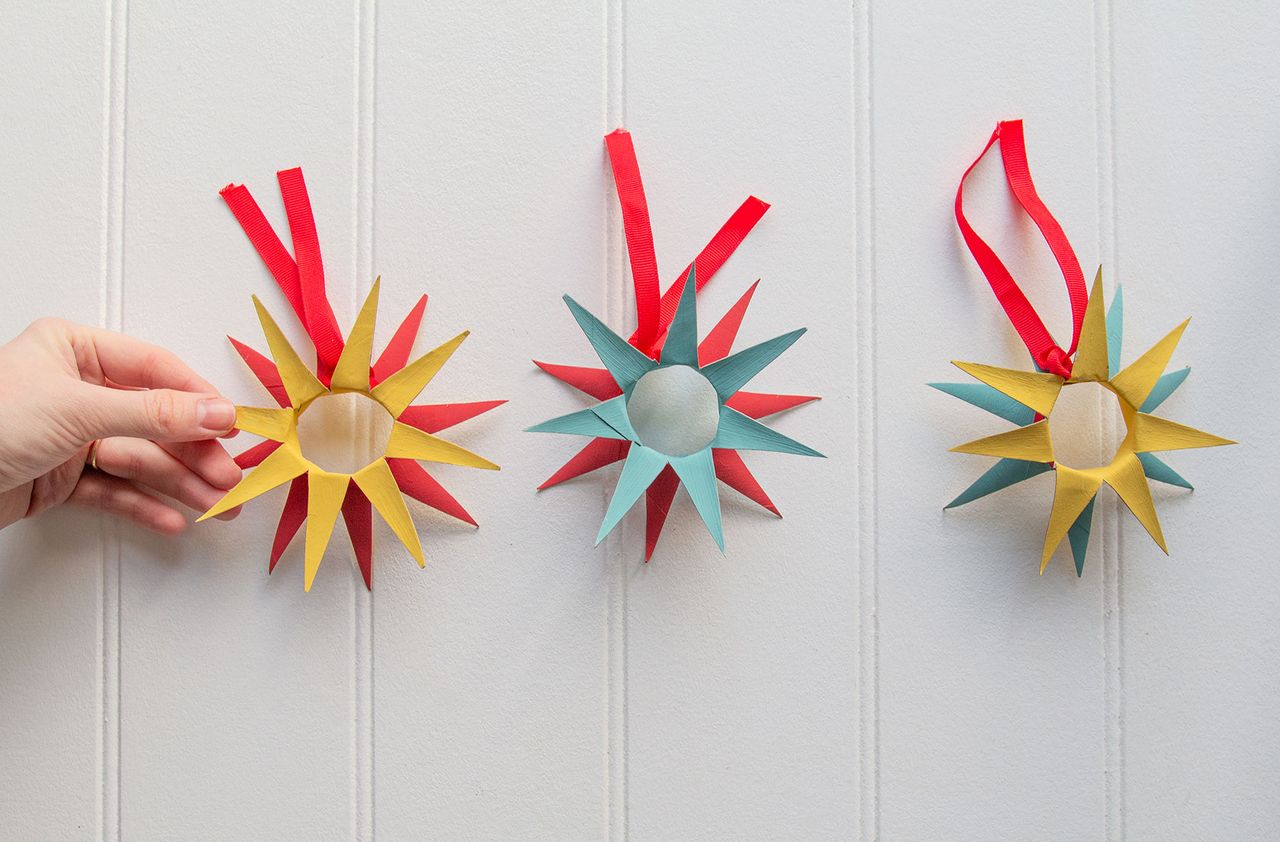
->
527;130;821;557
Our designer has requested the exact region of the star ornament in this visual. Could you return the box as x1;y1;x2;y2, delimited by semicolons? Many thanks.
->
200;279;500;590
529;266;823;552
934;271;1234;575
202;167;501;592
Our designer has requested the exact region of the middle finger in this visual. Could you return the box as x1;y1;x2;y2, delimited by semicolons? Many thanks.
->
94;437;240;520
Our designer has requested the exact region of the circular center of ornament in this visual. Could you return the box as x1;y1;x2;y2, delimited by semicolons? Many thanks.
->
296;391;394;474
626;365;721;457
1048;381;1123;470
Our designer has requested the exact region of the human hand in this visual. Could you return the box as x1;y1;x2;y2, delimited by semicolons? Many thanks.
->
0;318;243;534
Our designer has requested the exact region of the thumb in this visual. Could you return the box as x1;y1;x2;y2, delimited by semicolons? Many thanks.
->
70;383;237;443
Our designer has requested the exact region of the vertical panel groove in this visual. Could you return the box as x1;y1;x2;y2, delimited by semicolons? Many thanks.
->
1095;0;1124;836
354;0;377;838
98;0;128;837
853;0;878;837
604;0;627;838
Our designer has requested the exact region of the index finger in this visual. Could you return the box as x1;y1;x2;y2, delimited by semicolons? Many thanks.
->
73;324;218;394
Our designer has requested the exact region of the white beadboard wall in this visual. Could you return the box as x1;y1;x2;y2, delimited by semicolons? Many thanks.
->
0;0;1276;839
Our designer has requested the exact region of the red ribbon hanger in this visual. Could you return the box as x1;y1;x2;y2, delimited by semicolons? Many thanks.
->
604;129;769;357
220;168;345;384
955;119;1088;379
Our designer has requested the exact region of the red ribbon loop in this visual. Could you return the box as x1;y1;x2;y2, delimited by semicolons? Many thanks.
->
604;129;770;357
220;168;345;383
955;120;1087;379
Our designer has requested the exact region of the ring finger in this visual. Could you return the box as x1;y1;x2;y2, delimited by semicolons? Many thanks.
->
68;472;186;535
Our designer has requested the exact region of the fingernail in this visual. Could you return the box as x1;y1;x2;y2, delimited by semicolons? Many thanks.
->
197;398;236;432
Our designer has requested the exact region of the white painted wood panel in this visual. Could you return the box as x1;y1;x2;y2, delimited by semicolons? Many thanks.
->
0;2;110;837
370;1;607;838
622;2;858;839
871;2;1107;838
1111;1;1280;838
117;1;361;837
0;1;1276;839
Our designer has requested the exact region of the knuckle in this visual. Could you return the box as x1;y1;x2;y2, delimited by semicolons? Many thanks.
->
137;350;161;385
80;475;110;509
30;463;79;515
140;349;172;387
24;481;52;518
127;494;150;524
97;481;119;511
122;447;146;481
144;346;200;392
173;472;198;502
145;390;185;436
27;316;68;337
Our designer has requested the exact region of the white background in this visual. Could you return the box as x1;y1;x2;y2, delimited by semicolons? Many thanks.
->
1;0;1277;839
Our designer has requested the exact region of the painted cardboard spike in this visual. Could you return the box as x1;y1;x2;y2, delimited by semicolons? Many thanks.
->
945;458;1052;510
928;382;1037;426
